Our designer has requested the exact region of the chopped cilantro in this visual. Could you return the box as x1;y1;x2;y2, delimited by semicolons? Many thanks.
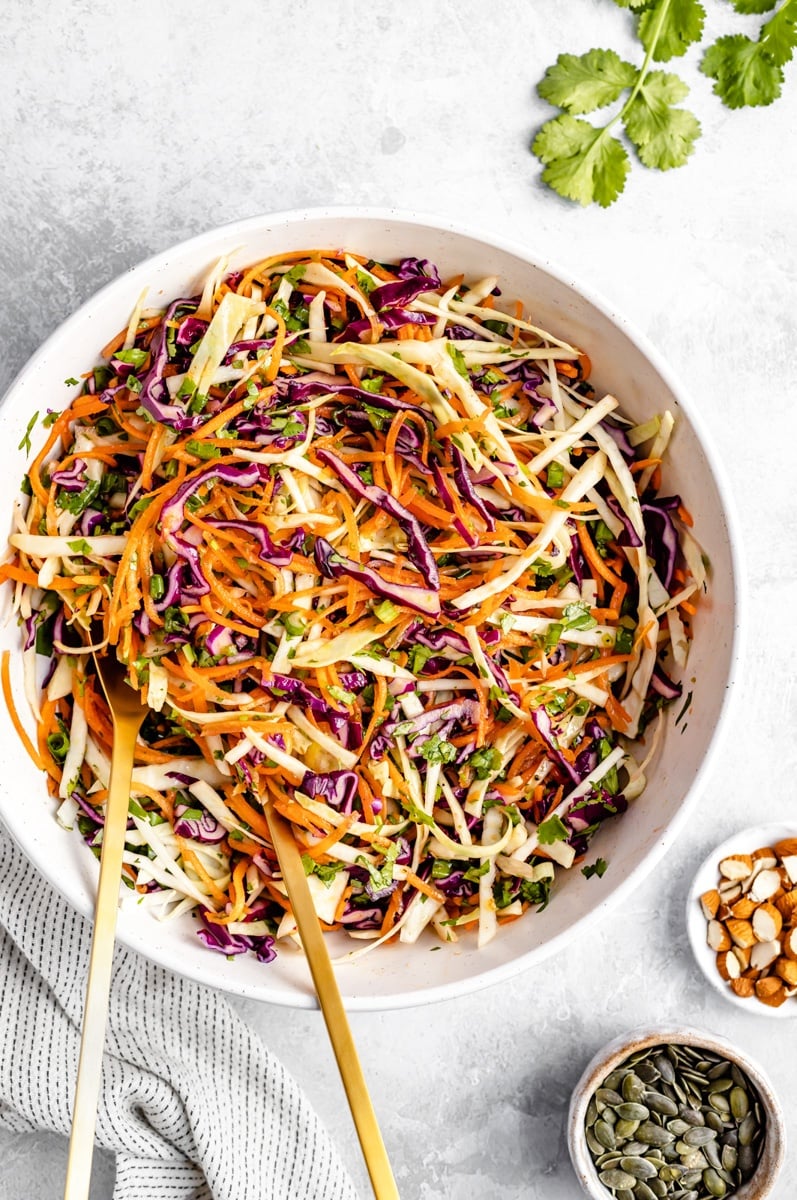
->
446;342;469;379
56;479;101;516
468;746;502;780
582;858;608;880
114;347;148;368
537;813;569;844
417;733;457;764
563;601;598;631
18;411;39;455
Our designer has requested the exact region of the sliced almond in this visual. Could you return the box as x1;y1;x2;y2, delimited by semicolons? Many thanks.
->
717;903;734;921
751;902;783;943
707;919;732;951
756;976;787;1007
732;945;751;971
774;957;797;987
731;976;755;999
782;927;797;962
749;868;781;903
699;889;721;920
719;854;753;881
718;882;742;903
716;950;741;981
752;848;779;868
750;939;781;971
780;855;797;886
730;897;757;920
775;890;797;924
773;837;797;859
725;918;756;949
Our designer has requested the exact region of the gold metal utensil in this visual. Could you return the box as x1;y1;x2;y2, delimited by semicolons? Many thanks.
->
64;650;147;1200
264;800;400;1200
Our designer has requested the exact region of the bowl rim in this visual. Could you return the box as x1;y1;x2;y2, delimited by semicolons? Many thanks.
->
0;205;747;1010
567;1024;786;1200
686;822;797;1019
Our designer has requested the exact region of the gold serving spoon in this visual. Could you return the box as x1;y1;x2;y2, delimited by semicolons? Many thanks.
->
64;648;147;1200
264;799;400;1200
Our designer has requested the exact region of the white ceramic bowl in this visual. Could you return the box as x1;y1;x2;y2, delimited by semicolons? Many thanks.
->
687;823;797;1019
0;208;742;1010
568;1025;786;1200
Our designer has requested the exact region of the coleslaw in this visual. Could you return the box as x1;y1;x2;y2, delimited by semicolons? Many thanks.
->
0;249;706;963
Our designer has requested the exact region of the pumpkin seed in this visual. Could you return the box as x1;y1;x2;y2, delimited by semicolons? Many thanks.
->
738;1143;756;1176
729;1086;749;1120
616;1119;641;1140
666;1119;690;1136
635;1062;660;1084
632;1183;657;1200
683;1126;717;1148
619;1156;658;1180
703;1139;722;1170
636;1122;675;1148
678;1107;705;1127
647;1179;668;1198
702;1166;727;1197
707;1077;733;1094
598;1087;625;1107
703;1110;724;1134
721;1144;737;1173
644;1092;679;1117
622;1141;648;1155
617;1102;650;1122
586;1128;604;1157
653;1055;675;1084
595;1119;616;1149
599;1168;637;1189
680;1170;703;1187
617;1191;635;1200
738;1112;757;1146
623;1073;647;1102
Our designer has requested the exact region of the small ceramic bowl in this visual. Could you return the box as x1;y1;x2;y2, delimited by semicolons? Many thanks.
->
686;823;797;1019
568;1025;786;1200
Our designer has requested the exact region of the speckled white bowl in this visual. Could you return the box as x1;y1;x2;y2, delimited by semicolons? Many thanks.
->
687;823;797;1019
568;1026;786;1200
0;207;742;1009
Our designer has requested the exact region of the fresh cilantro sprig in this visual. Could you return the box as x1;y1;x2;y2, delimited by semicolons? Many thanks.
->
532;0;797;206
533;0;704;207
702;0;797;107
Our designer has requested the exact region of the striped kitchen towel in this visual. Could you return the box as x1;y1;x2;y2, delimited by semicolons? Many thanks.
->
0;825;360;1200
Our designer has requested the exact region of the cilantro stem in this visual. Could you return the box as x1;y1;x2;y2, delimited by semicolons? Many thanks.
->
564;0;672;170
619;0;672;120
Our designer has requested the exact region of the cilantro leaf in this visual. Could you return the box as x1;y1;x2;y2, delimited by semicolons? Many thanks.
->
731;0;777;12
417;733;457;764
18;411;39;455
701;33;784;106
638;0;706;62
519;876;552;911
537;813;569;844
612;0;656;8
537;49;637;114
763;0;797;66
582;858;609;879
625;71;701;169
532;116;630;208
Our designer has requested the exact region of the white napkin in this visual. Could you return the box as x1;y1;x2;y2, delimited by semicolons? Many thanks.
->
0;825;360;1200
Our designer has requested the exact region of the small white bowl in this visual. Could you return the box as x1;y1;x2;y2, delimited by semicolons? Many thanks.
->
568;1025;786;1200
686;823;797;1019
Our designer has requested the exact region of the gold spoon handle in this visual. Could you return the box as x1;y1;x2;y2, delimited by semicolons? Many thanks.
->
63;711;142;1200
265;802;400;1200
